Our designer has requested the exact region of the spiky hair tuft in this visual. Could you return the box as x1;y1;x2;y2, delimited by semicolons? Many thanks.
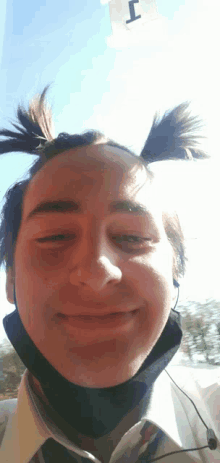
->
0;85;54;156
140;102;208;163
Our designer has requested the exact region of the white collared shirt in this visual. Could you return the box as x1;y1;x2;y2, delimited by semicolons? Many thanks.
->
0;365;220;462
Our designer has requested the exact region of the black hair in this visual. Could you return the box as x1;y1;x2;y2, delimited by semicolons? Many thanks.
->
0;86;208;279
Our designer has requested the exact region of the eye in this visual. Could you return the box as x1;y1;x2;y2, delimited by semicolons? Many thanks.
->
111;234;151;253
36;233;76;247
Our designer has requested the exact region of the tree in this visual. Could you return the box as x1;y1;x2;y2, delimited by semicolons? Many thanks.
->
0;338;26;398
178;299;220;365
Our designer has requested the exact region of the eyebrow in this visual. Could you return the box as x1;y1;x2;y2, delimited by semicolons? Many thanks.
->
109;200;148;215
25;199;149;222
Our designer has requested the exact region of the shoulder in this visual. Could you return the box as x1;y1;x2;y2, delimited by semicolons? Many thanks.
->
165;364;220;423
0;399;17;423
165;364;220;388
0;399;17;444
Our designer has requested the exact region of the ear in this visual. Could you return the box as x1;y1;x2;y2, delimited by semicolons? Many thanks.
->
6;267;15;304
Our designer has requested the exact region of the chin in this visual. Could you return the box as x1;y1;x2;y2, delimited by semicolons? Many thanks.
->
56;348;147;388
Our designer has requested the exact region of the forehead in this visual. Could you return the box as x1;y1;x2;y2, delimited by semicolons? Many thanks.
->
23;144;158;215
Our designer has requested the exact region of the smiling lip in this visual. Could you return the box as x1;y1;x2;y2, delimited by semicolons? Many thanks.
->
56;309;140;333
57;309;137;319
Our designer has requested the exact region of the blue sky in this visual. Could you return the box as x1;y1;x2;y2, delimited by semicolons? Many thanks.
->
0;0;220;341
0;0;193;135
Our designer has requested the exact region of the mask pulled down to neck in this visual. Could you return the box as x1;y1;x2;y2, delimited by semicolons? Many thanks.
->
3;290;182;439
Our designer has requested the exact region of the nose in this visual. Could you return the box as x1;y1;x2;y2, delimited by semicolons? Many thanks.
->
69;255;122;292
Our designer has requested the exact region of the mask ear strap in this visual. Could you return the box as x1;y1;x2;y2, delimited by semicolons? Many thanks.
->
13;280;17;308
172;279;180;310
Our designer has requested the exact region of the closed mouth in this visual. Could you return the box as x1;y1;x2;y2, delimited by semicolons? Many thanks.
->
57;309;139;320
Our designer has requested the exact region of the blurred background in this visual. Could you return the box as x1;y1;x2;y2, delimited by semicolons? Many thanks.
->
1;0;220;395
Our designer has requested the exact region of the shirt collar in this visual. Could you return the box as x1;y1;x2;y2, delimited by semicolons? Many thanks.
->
0;367;192;463
0;370;49;463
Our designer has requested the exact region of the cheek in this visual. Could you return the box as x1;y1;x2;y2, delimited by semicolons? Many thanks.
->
29;246;68;274
14;240;62;329
125;246;174;307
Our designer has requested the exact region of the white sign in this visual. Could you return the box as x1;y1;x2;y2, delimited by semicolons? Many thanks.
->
108;0;158;34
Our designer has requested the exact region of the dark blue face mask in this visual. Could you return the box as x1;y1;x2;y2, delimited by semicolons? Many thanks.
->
3;280;182;439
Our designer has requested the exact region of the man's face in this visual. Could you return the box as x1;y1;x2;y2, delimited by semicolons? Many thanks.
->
7;144;176;387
